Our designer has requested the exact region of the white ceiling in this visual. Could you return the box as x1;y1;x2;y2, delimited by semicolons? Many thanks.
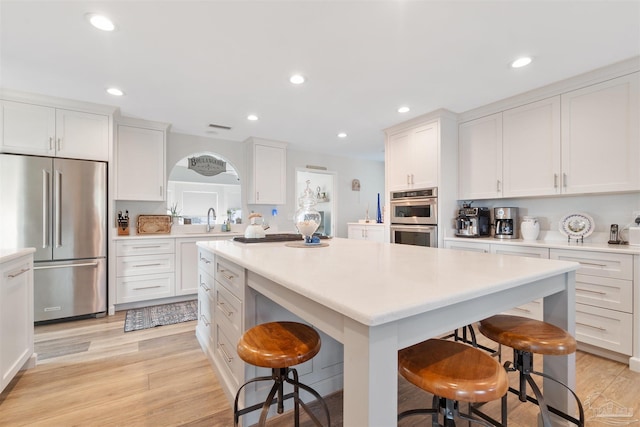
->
2;1;639;161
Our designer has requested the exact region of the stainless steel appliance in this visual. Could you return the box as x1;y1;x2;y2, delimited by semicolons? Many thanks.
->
390;188;437;247
494;207;518;239
0;154;107;321
390;188;437;225
455;206;490;237
390;225;437;247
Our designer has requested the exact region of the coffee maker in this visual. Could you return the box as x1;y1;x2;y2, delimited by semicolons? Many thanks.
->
455;205;490;237
494;207;518;239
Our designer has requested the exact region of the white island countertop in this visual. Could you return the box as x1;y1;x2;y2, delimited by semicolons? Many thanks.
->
197;237;580;426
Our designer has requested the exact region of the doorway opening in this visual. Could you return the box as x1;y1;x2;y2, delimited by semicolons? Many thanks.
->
295;168;337;237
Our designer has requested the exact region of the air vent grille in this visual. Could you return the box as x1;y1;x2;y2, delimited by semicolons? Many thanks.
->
208;123;232;130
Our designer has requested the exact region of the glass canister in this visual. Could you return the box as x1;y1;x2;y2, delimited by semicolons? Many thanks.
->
294;180;322;242
520;216;540;241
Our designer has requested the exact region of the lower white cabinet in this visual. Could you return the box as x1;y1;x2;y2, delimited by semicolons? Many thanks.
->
1;251;34;393
347;223;385;242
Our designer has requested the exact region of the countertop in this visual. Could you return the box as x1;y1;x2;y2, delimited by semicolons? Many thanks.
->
0;248;36;264
113;231;242;240
443;235;640;255
197;238;579;326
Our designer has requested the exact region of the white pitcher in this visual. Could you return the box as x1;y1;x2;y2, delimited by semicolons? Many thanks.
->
521;216;540;241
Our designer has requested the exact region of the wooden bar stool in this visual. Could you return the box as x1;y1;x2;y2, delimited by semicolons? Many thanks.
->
398;338;508;427
233;321;330;427
478;315;585;427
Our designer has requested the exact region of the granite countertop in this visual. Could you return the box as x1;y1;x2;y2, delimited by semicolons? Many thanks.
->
0;248;36;264
197;238;578;326
443;235;640;255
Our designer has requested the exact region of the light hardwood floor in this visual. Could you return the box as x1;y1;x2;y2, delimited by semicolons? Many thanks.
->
0;314;638;426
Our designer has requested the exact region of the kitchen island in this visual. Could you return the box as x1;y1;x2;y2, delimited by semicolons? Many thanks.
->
196;237;579;426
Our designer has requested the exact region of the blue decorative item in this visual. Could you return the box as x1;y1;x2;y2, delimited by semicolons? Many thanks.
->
376;193;382;223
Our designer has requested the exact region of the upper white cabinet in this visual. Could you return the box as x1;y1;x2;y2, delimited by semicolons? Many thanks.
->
561;73;639;194
458;113;502;199
458;72;639;199
245;138;286;205
115;119;168;201
502;96;561;197
1;100;110;161
387;122;438;191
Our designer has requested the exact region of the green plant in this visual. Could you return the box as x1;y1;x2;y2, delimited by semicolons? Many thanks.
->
168;203;181;217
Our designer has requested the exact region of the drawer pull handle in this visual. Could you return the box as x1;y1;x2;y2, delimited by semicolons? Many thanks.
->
217;302;233;317
132;245;162;249
133;285;162;290
576;321;606;332
133;263;162;268
199;282;210;292
200;256;212;264
200;314;210;327
512;306;531;314
7;267;30;278
219;269;234;281
576;287;607;296
219;343;233;363
578;261;608;268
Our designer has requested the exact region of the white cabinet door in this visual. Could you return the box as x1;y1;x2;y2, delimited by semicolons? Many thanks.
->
115;124;166;201
347;224;366;240
502;96;561;197
561;73;639;194
55;109;109;161
1;101;56;156
176;237;229;296
365;225;385;242
458;113;502;199
387;123;438;191
247;140;286;205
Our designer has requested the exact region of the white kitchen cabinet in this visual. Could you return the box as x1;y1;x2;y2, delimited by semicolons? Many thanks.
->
245;138;286;205
0;252;34;393
550;249;634;356
560;73;639;194
115;239;175;304
347;223;385;242
387;122;438;191
458;113;502;199
443;240;490;253
115;120;168;201
1;100;110;161
175;236;232;296
502;96;561;197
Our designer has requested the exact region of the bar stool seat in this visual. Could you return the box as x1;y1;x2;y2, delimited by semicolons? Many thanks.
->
478;315;584;427
233;321;330;427
398;338;508;426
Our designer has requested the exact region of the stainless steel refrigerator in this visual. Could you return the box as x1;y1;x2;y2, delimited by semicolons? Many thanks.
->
0;153;107;322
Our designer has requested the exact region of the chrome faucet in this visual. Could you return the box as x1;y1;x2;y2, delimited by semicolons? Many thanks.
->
206;208;217;232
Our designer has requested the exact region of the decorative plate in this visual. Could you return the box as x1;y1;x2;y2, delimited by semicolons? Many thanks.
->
559;213;595;238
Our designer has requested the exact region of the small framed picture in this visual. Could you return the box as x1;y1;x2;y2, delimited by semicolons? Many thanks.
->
352;179;360;191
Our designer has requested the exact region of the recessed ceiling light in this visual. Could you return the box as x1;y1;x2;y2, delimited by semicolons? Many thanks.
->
247;114;259;121
106;87;124;96
86;13;116;31
289;74;305;85
511;57;532;68
337;132;347;138
397;106;410;113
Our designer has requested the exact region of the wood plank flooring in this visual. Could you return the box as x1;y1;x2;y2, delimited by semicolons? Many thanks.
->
0;314;638;426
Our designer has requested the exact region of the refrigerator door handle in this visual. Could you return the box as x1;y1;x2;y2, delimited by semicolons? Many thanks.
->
34;261;99;270
54;169;62;248
43;169;50;249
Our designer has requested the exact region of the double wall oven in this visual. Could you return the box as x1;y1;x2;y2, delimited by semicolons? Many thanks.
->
389;188;438;247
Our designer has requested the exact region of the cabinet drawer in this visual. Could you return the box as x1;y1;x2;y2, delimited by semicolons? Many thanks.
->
198;287;214;347
116;273;174;303
198;248;215;277
575;303;632;355
575;274;632;313
215;257;244;299
444;241;490;253
503;299;543;321
216;323;243;387
198;269;215;298
116;253;175;277
116;239;175;256
215;282;243;338
550;249;632;280
491;245;549;258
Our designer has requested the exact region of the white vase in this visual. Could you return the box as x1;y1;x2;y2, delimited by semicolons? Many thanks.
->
521;216;540;241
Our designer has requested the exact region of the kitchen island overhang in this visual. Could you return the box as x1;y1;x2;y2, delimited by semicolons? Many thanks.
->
197;237;579;426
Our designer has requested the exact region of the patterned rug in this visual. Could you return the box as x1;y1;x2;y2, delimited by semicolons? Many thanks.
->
124;300;198;332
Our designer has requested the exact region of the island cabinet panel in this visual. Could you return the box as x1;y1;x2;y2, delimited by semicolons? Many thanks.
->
550;249;634;356
0;252;34;393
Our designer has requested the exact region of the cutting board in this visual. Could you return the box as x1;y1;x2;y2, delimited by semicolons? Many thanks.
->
137;215;172;234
